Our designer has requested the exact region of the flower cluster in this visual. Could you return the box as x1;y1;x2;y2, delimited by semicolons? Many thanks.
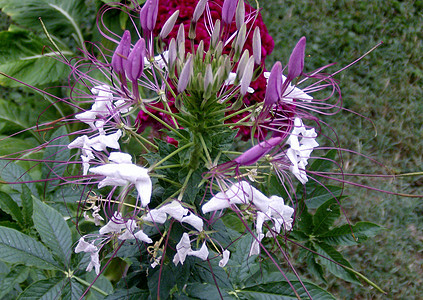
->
68;0;339;276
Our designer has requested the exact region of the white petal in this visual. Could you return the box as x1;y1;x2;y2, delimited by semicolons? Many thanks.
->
181;213;204;231
99;212;126;234
75;237;97;253
86;250;101;274
188;242;209;260
109;152;132;164
134;230;153;243
173;233;191;266
159;201;188;221
143;209;168;224
219;250;230;267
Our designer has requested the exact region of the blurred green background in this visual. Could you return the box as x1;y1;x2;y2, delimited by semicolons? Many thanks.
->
261;0;423;298
0;0;422;298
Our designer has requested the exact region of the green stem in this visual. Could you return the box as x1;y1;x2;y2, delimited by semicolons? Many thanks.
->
149;142;194;171
72;275;108;296
153;164;183;170
125;128;158;151
219;104;256;122
142;108;186;140
177;168;194;201
198;133;212;166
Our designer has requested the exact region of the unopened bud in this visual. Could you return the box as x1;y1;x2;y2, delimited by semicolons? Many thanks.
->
195;40;204;63
240;56;254;95
160;10;179;40
222;0;237;25
233;23;246;61
210;20;221;51
178;55;193;93
124;38;146;82
235;0;245;30
192;0;207;23
140;0;159;33
252;27;261;65
204;64;213;91
287;36;306;80
264;61;283;107
111;30;131;75
168;38;177;68
236;50;250;82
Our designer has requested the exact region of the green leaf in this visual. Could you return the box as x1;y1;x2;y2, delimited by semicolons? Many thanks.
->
0;30;71;87
237;279;336;300
304;185;345;210
41;126;70;192
62;278;85;300
295;200;313;235
32;198;72;265
0;265;30;299
21;184;33;227
17;276;64;300
104;287;149;300
0;226;59;269
0;0;87;44
185;282;234;300
314;242;360;284
319;222;382;246
228;235;260;286
312;198;340;235
0;191;24;227
0;158;37;196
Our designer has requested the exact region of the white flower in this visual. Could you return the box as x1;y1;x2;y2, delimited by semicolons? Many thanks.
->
118;219;138;240
134;230;153;243
89;152;152;206
219;250;230;267
158;200;188;221
286;118;319;184
249;233;264;256
264;72;313;102
86;250;101;274
143;209;168;224
173;233;192;266
75;237;101;274
99;212;126;234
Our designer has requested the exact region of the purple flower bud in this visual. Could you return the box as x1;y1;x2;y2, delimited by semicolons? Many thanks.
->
264;61;283;107
210;19;221;50
124;38;146;82
235;0;245;30
222;0;238;25
252;27;261;65
234;137;284;166
178;55;193;93
287;36;306;80
240;56;254;95
192;0;207;23
111;30;131;75
160;10;179;40
168;38;177;68
204;64;213;91
140;0;159;33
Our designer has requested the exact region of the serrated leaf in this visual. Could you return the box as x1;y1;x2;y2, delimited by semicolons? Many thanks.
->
228;235;260;286
314;242;360;284
33;198;72;265
105;287;149;300
296;200;313;235
17;276;64;300
41;126;70;192
0;191;24;226
0;0;87;41
304;185;345;210
62;278;85;300
185;282;234;300
0;265;30;299
0;226;59;269
0;30;71;87
312;198;340;235
319;222;382;246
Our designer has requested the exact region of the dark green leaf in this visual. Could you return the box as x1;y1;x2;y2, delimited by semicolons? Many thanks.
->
0;159;37;196
0;191;24;226
237;279;336;300
314;242;360;284
33;198;72;265
0;226;59;269
41;126;70;192
319;222;382;246
312;198;340;235
185;282;234;300
62;278;85;300
105;287;149;300
0;265;30;299
21;184;33;227
304;185;345;209
17;277;64;300
228;235;260;286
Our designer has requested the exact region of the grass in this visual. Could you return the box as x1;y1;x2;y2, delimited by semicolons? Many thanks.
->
261;0;423;298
